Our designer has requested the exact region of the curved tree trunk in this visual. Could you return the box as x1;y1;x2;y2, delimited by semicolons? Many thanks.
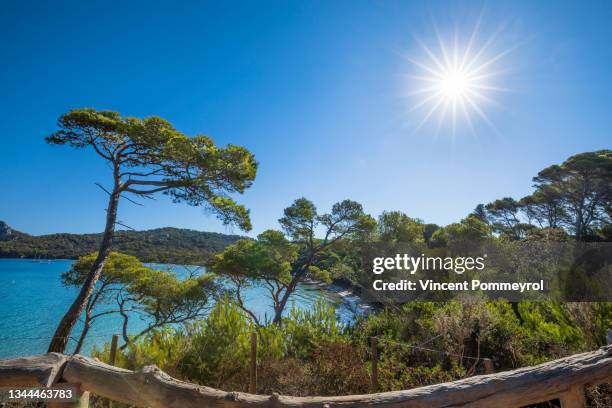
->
48;178;121;353
272;273;301;325
119;297;131;347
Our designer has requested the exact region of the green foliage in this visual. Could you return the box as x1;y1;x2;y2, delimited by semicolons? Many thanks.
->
66;251;219;351
471;150;612;241
306;265;332;283
429;215;491;250
519;187;566;229
377;211;426;244
282;300;344;358
63;251;146;287
592;302;612;346
483;197;531;240
377;346;465;391
352;304;435;343
279;198;376;245
278;198;318;242
92;298;612;397
179;299;255;386
85;148;610;400
533;150;611;240
65;252;217;315
209;197;375;325
517;302;589;359
352;298;606;378
209;230;297;285
97;299;349;392
46;108;258;231
93;327;185;377
302;339;370;395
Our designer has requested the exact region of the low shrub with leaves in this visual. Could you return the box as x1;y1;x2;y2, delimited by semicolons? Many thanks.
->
93;297;612;398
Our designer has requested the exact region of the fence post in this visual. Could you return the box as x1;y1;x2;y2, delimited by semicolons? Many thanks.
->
483;358;495;374
370;337;378;393
249;331;257;394
559;384;586;408
106;334;119;408
109;334;119;366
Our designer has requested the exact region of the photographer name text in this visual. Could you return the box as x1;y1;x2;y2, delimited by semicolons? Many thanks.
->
372;279;545;292
371;254;544;292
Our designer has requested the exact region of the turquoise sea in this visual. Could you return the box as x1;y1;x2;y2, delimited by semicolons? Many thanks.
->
0;258;365;359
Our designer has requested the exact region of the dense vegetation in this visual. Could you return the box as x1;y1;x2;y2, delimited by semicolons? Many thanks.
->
208;198;375;324
93;299;611;401
86;149;610;405
44;108;257;353
0;225;244;264
63;252;221;353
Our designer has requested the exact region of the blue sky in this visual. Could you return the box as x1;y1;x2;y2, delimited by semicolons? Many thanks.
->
1;0;610;236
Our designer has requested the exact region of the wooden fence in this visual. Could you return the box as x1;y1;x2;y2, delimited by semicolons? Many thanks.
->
0;345;611;408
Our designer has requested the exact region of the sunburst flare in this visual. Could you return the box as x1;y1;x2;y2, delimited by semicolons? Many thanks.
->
406;20;515;136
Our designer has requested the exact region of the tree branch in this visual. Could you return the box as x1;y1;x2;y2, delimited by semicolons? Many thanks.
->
124;186;175;195
232;278;261;326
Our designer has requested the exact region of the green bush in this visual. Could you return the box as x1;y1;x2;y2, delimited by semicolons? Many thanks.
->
92;327;186;378
283;299;344;358
179;299;255;387
92;298;612;397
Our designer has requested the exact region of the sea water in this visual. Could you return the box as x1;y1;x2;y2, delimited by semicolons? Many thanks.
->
0;258;362;358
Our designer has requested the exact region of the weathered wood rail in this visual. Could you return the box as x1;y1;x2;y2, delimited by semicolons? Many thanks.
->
1;346;611;408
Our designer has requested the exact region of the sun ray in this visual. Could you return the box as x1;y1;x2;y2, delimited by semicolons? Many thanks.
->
466;68;513;82
460;9;484;70
465;88;504;107
469;84;512;92
409;89;445;112
415;93;449;132
434;24;453;69
468;44;519;77
416;40;448;75
406;57;445;79
408;75;446;83
406;84;447;96
462;25;501;72
459;97;477;138
464;93;500;134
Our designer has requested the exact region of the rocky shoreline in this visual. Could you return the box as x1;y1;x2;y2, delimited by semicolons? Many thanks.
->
301;277;376;317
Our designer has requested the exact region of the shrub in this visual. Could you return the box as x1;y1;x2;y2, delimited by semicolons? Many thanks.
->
306;340;370;395
283;299;344;358
179;299;255;388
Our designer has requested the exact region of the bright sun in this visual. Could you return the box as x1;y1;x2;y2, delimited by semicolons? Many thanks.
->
406;20;515;136
440;70;470;98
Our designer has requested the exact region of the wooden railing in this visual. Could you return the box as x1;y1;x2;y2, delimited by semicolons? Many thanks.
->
1;345;611;408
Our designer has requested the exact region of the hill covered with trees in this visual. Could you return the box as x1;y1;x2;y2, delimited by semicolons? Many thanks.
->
0;223;244;264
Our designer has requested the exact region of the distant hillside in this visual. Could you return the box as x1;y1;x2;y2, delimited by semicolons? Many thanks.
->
0;221;29;241
0;222;245;264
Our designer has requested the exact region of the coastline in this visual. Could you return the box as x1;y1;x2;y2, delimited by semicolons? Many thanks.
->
0;259;362;358
301;277;376;317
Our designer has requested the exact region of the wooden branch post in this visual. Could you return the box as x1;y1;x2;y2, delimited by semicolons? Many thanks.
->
109;334;119;366
559;384;586;408
482;358;495;374
370;337;378;393
106;334;119;408
249;331;257;394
